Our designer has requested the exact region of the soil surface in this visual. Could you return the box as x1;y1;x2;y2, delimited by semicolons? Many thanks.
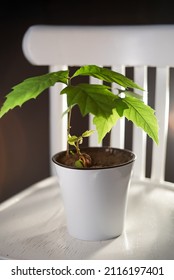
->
53;147;136;169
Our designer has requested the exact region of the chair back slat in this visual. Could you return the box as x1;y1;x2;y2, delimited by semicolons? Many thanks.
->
49;65;68;174
151;67;170;182
110;66;126;149
132;66;148;179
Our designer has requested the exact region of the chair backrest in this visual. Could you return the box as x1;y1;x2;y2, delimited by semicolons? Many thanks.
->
22;24;174;183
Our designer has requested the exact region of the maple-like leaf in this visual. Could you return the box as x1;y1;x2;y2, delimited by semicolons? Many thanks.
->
72;65;144;90
61;83;117;117
122;96;159;144
0;70;69;117
93;109;121;143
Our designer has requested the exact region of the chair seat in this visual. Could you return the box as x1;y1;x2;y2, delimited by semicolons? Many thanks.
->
0;177;174;260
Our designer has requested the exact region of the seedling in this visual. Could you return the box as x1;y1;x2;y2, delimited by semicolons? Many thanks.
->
0;65;159;167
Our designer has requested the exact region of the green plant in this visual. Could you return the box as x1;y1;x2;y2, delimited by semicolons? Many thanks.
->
0;65;159;167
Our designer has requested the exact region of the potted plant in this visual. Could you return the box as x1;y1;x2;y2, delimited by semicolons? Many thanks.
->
0;65;159;241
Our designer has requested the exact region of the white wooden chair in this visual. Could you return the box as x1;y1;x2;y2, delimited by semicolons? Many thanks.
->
0;25;174;259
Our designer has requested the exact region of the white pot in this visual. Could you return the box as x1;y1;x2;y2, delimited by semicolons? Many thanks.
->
52;147;136;241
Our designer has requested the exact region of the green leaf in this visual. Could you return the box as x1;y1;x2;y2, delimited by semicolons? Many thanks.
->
68;134;79;146
124;90;144;100
122;96;159;144
115;97;129;116
82;130;95;137
72;65;144;91
75;160;84;168
61;84;117;117
93;109;121;143
0;70;69;118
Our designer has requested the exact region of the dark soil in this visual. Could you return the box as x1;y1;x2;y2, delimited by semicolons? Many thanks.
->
53;147;136;169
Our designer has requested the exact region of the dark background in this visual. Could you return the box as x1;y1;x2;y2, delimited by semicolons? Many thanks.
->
0;1;174;202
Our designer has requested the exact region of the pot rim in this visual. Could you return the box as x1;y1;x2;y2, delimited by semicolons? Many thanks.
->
52;146;137;170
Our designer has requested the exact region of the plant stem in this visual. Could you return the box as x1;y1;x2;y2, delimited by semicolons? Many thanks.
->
66;77;72;157
76;140;81;155
66;106;72;157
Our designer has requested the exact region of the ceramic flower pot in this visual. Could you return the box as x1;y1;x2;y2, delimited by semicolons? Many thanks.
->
52;147;136;241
